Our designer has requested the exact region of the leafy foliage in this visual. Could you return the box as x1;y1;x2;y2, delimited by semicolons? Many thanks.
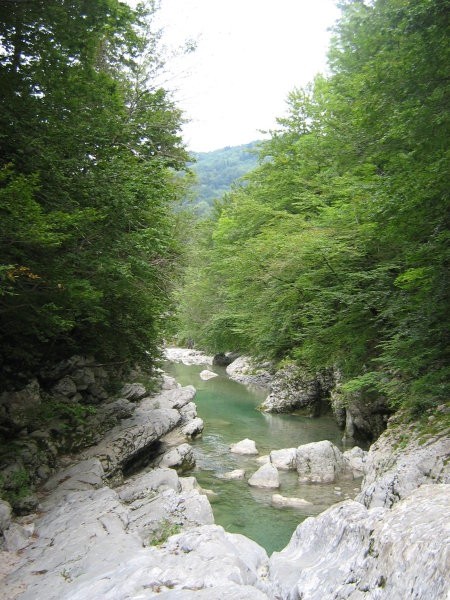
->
177;0;449;415
0;0;188;387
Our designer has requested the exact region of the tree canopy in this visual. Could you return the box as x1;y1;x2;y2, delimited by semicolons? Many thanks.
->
177;0;450;415
0;0;189;387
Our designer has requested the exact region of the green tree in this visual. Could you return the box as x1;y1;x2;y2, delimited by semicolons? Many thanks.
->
0;0;188;387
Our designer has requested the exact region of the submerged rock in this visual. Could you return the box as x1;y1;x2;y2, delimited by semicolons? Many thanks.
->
248;463;280;489
199;369;218;380
271;494;312;509
220;469;246;480
230;438;259;455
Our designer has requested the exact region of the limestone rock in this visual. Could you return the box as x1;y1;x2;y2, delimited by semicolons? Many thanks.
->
52;375;77;398
199;369;218;380
212;352;239;367
157;443;196;472
296;440;350;483
0;500;12;533
0;378;41;429
269;484;450;600
226;356;272;388
271;494;312;509
343;446;367;478
181;417;204;439
269;447;297;470
260;364;334;414
82;406;181;478
164;347;214;366
120;382;147;402
248;463;280;489
161;374;181;390
3;522;34;552
356;422;450;509
230;438;259;455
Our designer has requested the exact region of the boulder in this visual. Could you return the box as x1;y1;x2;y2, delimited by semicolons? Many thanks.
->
226;356;272;388
181;417;204;439
157;443;196;472
269;484;450;600
230;438;259;455
271;494;312;509
269;447;297;470
260;364;334;414
248;463;280;489
199;369;218;380
296;440;350;483
212;352;239;367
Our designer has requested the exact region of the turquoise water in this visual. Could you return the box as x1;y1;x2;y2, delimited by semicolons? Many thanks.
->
165;361;362;555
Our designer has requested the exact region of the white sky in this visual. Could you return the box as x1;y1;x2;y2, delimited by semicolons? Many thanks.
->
141;1;341;152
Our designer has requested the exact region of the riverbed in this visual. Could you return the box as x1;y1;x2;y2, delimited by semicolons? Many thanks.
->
165;361;362;554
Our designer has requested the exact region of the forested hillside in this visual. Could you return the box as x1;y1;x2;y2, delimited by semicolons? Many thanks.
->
177;0;449;416
0;1;188;388
186;142;259;215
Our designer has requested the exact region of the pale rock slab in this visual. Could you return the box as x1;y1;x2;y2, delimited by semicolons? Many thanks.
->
269;484;450;600
356;423;450;509
248;463;280;489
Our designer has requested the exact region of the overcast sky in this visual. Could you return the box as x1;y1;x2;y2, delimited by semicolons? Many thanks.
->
143;1;341;152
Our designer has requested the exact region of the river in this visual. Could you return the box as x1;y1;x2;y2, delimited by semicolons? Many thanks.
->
164;361;362;554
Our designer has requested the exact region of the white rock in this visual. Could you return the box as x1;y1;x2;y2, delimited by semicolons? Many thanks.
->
270;448;297;470
343;445;367;478
220;469;246;480
3;523;33;551
181;417;204;439
256;455;270;465
248;463;280;489
296;440;349;483
157;443;195;471
269;484;450;600
271;494;312;509
230;438;259;455
199;369;218;380
357;425;450;509
164;347;213;365
226;356;272;387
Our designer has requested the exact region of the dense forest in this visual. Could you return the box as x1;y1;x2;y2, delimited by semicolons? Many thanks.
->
177;0;449;416
0;0;448;420
186;142;259;216
0;0;188;388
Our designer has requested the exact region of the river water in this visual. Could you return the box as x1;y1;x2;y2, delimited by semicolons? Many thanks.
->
165;361;362;555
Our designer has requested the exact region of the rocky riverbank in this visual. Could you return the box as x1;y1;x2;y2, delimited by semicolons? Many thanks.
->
1;354;448;599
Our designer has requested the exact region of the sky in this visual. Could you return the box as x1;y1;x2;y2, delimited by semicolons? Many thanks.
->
137;1;341;152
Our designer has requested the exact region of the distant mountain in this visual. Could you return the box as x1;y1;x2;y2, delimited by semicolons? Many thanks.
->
186;141;260;216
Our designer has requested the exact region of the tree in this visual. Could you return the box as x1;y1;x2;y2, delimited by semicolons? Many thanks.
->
0;0;189;387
